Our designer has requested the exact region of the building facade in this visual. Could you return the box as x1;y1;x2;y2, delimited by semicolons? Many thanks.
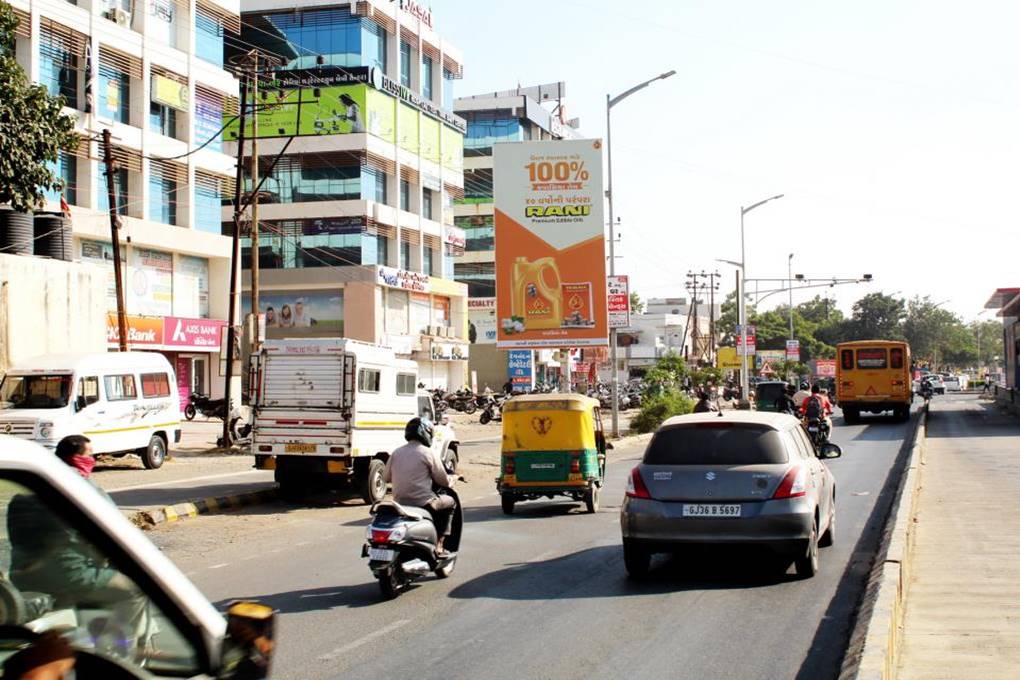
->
453;83;581;389
9;0;240;406
228;0;469;388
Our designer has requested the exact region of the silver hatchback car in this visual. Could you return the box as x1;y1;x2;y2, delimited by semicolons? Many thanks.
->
621;411;840;579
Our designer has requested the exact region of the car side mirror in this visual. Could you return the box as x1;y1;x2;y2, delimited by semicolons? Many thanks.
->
819;443;842;459
222;601;276;679
75;396;88;412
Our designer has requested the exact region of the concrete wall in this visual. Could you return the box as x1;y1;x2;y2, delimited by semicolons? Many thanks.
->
0;254;107;373
469;344;508;392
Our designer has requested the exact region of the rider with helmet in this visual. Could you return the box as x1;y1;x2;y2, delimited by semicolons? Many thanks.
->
800;384;834;433
383;418;456;553
793;381;812;407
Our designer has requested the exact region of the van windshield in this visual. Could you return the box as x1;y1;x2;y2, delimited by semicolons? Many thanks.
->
0;375;73;409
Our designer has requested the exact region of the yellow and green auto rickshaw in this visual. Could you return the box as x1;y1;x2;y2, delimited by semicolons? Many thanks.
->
497;394;609;515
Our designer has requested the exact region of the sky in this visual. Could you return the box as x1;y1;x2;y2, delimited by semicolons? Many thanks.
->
433;0;1020;321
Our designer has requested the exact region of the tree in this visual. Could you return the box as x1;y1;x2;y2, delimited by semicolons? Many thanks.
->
629;291;645;314
842;293;906;341
970;320;1003;366
0;4;78;211
643;351;689;396
903;296;960;364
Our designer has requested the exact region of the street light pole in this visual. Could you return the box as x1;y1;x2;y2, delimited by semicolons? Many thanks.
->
605;69;675;436
737;194;784;404
788;253;794;341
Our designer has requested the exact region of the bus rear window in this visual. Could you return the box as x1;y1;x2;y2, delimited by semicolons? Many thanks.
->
857;348;888;369
890;348;904;369
841;349;854;370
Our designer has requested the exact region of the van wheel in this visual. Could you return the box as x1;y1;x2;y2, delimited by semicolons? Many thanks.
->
141;435;167;470
359;459;387;505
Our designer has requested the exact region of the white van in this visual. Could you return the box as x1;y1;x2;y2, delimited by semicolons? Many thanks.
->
0;352;181;468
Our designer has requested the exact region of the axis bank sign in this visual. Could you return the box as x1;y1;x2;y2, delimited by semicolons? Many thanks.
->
400;0;432;28
106;314;227;351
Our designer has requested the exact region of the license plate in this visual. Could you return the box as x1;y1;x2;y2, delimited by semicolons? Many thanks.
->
284;444;316;453
808;426;819;432
531;463;556;469
368;548;396;561
682;504;741;518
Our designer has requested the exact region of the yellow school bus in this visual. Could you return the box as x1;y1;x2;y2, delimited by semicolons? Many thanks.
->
836;340;912;423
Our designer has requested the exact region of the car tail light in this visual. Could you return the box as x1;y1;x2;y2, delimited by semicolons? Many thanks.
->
625;467;652;499
329;446;344;454
773;466;807;499
504;457;515;475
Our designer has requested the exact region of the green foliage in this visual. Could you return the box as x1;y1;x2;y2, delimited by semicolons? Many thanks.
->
841;293;906;342
691;365;723;386
631;389;695;434
643;351;689;396
629;291;645;314
0;3;78;211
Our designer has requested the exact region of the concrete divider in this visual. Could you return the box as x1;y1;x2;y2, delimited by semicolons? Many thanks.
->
129;487;279;530
839;407;927;680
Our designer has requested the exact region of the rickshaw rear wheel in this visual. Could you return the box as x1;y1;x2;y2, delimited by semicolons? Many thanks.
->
501;493;516;515
584;484;600;513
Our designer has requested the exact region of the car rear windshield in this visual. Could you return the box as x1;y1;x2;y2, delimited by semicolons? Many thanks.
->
643;424;789;465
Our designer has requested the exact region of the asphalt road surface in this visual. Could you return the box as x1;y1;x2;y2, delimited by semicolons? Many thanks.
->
149;408;916;680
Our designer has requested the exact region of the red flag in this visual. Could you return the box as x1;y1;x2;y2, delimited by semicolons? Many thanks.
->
60;195;71;218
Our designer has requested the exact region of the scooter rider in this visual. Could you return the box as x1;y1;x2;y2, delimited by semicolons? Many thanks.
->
793;381;812;408
800;384;834;434
383;418;456;554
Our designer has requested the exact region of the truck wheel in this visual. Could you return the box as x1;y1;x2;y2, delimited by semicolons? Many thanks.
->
501;493;516;515
275;468;304;501
359;459;387;505
141;435;167;470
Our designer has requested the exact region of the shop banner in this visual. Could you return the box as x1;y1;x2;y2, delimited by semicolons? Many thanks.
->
813;359;837;377
243;290;344;338
756;349;786;369
507;349;534;388
429;339;469;361
468;297;497;344
163;317;226;350
607;275;631;328
735;324;757;355
717;346;753;370
377;266;430;293
106;314;163;346
786;339;801;362
494;139;608;348
129;248;173;317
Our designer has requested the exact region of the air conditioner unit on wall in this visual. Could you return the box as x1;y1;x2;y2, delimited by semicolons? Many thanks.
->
114;9;132;27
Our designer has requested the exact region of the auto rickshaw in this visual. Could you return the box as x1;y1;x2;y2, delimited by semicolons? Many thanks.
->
754;380;791;412
497;394;608;515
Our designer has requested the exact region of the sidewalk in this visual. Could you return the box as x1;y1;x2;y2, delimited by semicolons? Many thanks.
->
897;396;1020;679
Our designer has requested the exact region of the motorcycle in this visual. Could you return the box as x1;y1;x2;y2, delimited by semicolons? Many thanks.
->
445;388;477;415
216;405;253;448
184;393;226;421
805;417;842;457
478;394;505;425
429;389;449;415
363;479;464;599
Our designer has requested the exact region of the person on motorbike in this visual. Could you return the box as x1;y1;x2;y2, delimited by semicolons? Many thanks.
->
693;390;718;413
383;418;456;555
780;384;800;416
800;384;834;435
793;381;812;407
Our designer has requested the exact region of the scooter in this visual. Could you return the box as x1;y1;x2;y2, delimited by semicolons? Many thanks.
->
805;417;842;457
478;394;504;425
363;481;464;599
184;393;226;421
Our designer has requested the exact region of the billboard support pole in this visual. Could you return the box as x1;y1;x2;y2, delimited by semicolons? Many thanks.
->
562;349;572;394
249;51;260;352
606;94;620;434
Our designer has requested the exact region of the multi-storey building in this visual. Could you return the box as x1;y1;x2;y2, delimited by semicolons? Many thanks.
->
228;0;469;388
453;83;582;389
8;0;241;404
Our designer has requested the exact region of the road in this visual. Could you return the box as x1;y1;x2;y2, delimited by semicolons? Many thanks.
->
145;409;915;680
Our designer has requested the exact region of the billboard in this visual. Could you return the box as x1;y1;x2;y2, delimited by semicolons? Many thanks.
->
468;297;497;344
507;350;534;388
756;349;786;369
242;290;344;338
607;275;631;328
786;339;800;362
494;139;607;348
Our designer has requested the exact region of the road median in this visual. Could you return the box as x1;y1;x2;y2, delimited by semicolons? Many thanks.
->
839;406;927;680
128;487;279;530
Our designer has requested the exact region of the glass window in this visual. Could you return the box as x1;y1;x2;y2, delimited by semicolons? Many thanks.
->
98;64;130;123
97;164;129;215
149;102;177;138
149;172;177;225
856;348;888;369
400;40;411;87
362;167;387;204
104;374;137;401
43;153;77;206
77;376;100;408
643;424;789;465
442;68;453;110
421;54;433;100
140;373;171;398
455;215;494;251
39;38;78;108
362;21;386;71
0;475;201;675
366;234;388;266
460;168;493;204
453;262;495;297
890;347;904;369
240;9;366;70
358;368;380;393
0;375;73;409
195;9;223;66
840;349;854;371
396;373;416;395
464;117;522;156
400;179;410;211
400;240;411;270
423;247;434;277
194;185;222;234
422;188;433;219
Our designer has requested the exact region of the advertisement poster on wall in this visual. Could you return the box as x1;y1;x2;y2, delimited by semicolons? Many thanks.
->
493;139;608;348
129;248;173;317
468;297;497;344
80;239;124;312
174;255;209;319
242;290;343;338
507;349;534;389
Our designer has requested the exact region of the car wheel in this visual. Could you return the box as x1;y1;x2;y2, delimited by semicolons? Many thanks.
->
183;404;196;420
795;517;820;578
359;459;387;505
819;495;835;548
584;484;600;513
623;540;651;580
501;493;516;515
140;434;167;470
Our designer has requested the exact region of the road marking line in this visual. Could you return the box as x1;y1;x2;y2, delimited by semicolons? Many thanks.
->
208;563;228;570
318;619;411;662
105;470;269;493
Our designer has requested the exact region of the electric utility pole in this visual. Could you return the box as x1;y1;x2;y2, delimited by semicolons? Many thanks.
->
101;128;129;351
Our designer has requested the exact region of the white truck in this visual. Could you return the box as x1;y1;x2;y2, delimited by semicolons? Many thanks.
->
249;338;459;503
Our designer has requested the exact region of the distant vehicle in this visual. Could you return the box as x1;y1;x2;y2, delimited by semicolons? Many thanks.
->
0;435;276;677
249;339;458;503
942;375;966;391
621;411;841;580
835;341;912;423
754;381;791;413
0;352;180;469
923;374;946;395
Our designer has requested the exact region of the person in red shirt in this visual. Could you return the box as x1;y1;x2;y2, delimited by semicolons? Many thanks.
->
800;384;834;430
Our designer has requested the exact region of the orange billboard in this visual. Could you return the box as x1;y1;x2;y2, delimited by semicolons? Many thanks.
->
493;139;608;348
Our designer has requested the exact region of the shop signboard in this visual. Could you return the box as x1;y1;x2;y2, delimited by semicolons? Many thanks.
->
163;316;226;351
81;239;124;312
106;314;163;347
377;266;430;293
494;139;608;348
786;339;800;362
151;74;189;111
507;349;534;388
174;255;209;319
243;290;344;338
735;324;757;354
756;349;786;369
429;339;469;361
607;275;631;328
468;297;497;344
813;359;837;377
444;226;466;250
717;346;753;370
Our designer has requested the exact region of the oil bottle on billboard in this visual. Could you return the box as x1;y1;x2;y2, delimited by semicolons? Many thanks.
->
511;257;562;330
